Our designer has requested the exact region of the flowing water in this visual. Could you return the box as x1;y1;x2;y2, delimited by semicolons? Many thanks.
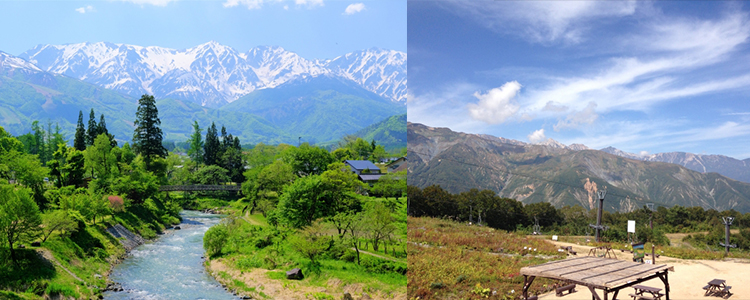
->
104;210;238;300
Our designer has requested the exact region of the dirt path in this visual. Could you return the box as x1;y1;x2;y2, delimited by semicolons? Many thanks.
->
37;249;84;283
533;240;750;300
351;248;405;263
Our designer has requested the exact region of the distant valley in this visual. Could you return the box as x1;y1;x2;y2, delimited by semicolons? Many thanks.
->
407;122;750;212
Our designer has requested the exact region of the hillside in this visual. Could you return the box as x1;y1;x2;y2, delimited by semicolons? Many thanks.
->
407;122;750;212
353;113;406;151
220;75;405;144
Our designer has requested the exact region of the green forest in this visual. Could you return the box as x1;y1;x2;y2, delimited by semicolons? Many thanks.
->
0;94;407;300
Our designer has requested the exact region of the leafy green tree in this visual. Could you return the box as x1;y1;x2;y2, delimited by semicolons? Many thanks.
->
203;122;220;166
112;161;159;204
0;185;42;261
221;146;244;183
132;95;168;171
40;210;77;242
194;165;230;185
187;121;204;164
524;201;563;228
289;220;331;267
248;160;296;216
282;144;334;176
203;223;228;257
371;170;406;201
85;134;117;181
7;152;48;207
364;202;396;252
64;149;86;188
86;109;98;147
369;144;388;163
277;175;330;228
74;111;86;151
331;147;354;162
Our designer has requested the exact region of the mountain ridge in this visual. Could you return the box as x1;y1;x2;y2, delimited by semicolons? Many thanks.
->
407;122;750;212
19;42;406;107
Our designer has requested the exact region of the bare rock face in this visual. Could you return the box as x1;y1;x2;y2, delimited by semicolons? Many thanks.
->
285;268;304;280
106;224;145;252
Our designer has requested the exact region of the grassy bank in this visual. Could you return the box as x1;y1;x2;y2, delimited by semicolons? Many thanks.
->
0;196;181;300
408;217;566;300
201;197;407;300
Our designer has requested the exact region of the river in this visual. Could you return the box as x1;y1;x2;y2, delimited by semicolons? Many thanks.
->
104;210;239;300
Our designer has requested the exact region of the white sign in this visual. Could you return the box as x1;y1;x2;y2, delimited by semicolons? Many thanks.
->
627;220;636;233
644;259;652;264
552;235;558;241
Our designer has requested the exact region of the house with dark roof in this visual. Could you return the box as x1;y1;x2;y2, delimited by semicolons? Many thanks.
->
344;160;383;185
386;156;406;173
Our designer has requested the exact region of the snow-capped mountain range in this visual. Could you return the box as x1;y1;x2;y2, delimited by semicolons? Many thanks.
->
18;41;406;107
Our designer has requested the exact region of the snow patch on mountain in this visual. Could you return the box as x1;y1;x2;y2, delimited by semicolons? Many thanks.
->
19;42;406;107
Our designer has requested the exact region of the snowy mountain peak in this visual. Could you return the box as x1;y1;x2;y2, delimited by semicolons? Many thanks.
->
0;51;41;72
18;42;407;107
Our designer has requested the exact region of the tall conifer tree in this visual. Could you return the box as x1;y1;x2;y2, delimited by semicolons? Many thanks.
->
188;121;204;164
132;94;167;170
203;122;219;166
74;111;86;151
86;109;97;146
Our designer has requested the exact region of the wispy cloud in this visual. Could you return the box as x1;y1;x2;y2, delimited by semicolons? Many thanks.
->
441;0;637;44
119;0;178;6
75;5;95;13
344;3;365;15
223;0;320;10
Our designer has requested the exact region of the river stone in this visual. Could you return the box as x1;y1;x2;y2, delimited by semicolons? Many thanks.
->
286;268;303;280
343;292;354;300
174;226;181;230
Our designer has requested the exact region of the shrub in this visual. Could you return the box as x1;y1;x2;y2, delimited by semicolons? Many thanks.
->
204;224;228;257
45;282;78;298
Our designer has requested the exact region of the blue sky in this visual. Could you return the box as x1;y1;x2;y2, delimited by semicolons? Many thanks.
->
0;0;405;60
408;1;750;159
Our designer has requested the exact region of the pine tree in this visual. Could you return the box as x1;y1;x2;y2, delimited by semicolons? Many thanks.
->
203;122;219;166
98;114;116;147
86;108;98;146
132;94;167;170
220;125;229;157
74;111;86;151
187;121;204;164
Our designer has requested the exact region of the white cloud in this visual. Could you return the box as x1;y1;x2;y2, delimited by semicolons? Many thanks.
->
75;5;95;13
283;4;289;10
344;3;365;15
223;0;292;9
467;81;522;124
295;0;323;8
639;151;649;156
554;102;598;131
119;0;177;6
442;1;637;44
528;129;547;144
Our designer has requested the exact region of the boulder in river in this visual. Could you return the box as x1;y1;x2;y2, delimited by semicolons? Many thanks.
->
286;268;303;280
174;226;181;230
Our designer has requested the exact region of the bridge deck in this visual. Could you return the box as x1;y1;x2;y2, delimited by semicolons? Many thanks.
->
159;185;241;192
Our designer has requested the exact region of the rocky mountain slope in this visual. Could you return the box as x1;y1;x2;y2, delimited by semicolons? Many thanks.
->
407;122;750;212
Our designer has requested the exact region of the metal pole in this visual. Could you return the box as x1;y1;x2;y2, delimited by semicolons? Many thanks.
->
726;220;730;254
596;190;606;242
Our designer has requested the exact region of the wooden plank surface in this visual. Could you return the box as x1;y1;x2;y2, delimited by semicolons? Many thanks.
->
520;256;671;288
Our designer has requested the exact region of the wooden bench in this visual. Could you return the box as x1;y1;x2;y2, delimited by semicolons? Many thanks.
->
556;284;576;297
629;293;662;300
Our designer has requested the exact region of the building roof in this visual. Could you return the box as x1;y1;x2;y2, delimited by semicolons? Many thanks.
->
344;160;380;171
359;174;384;181
386;156;406;167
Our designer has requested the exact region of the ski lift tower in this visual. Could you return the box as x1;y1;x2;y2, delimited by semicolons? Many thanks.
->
720;217;737;254
589;189;607;242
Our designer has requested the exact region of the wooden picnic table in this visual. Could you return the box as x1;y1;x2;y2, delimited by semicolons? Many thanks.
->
520;256;674;300
630;285;664;300
703;279;732;298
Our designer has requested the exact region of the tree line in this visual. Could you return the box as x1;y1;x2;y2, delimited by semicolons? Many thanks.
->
408;184;750;247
